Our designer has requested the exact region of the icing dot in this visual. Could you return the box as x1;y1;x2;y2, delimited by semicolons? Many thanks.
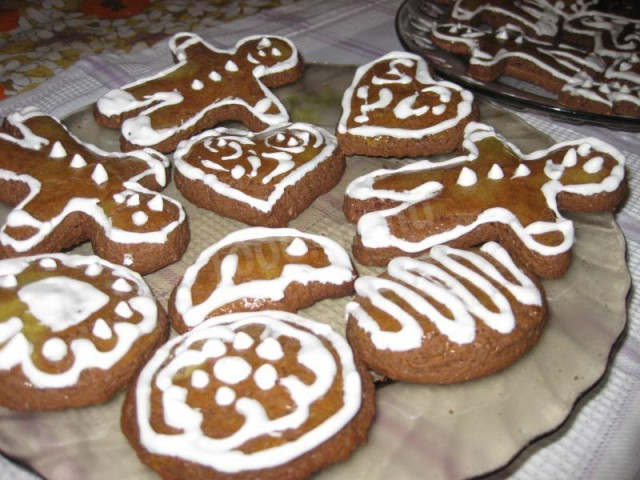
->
231;165;245;179
213;356;252;384
112;278;133;292
115;301;133;318
256;337;284;361
91;164;109;185
209;71;221;82
147;195;164;212
191;369;210;389
271;47;282;56
203;338;227;358
577;143;592;156
487;164;504;180
544;160;564;180
233;332;254;350
42;337;67;362
286;238;308;256
583;156;604;174
225;60;238;72
0;317;22;343
85;263;103;276
562;148;578;167
123;254;134;266
113;192;126;204
126;193;141;207
215;386;236;406
49;141;67;158
432;104;446;115
191;79;204;90
512;164;531;178
92;318;112;340
258;37;271;48
457;166;478;187
254;364;278;390
70;153;87;168
39;258;57;269
132;211;148;226
0;275;18;289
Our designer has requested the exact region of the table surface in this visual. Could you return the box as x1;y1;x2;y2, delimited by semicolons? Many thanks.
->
0;1;639;479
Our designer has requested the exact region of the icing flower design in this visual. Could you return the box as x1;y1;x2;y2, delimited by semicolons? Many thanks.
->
344;122;626;278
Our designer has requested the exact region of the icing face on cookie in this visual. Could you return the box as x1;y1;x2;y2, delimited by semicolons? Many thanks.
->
95;32;302;152
344;122;625;277
172;227;356;331
0;254;158;389
174;123;339;214
0;108;187;273
337;51;475;145
134;310;363;472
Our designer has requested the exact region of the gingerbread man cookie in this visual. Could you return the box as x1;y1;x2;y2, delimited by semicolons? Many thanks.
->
0;107;189;274
173;122;344;227
169;227;356;333
336;51;477;158
346;242;546;383
121;310;375;480
94;32;304;153
343;122;626;278
0;253;169;410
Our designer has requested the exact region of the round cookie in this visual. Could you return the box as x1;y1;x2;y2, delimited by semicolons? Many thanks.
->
346;242;547;383
169;227;357;333
0;253;169;410
121;310;375;480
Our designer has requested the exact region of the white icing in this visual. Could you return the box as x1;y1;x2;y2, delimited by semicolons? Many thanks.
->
488;163;504;179
0;254;158;388
346;242;542;349
112;278;133;292
92;318;113;340
457;166;477;186
191;369;209;389
134;310;362;473
233;331;254;350
512;163;531;178
225;60;239;72
132;211;149;226
214;356;252;384
39;258;57;269
126;193;141;207
285;238;308;256
70;153;87;168
174;122;338;214
209;71;222;82
116;301;134;318
254;363;278;390
91;163;109;185
147;195;164;212
0;275;17;288
583;156;604;174
174;227;355;329
49;141;67;158
256;337;284;361
191;79;204;90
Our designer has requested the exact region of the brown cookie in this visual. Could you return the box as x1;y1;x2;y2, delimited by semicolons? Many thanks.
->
0;253;169;410
94;33;304;153
336;51;477;158
0;107;189;274
173;122;344;227
121;310;375;480
343;122;626;278
345;242;547;384
169;227;356;333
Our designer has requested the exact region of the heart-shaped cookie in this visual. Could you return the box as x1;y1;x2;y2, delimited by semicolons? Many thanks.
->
336;51;477;157
173;122;345;227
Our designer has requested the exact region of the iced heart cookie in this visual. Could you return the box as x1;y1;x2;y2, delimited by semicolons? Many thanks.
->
0;253;169;410
173;122;344;227
94;32;304;153
169;227;356;333
0;107;189;274
336;51;477;158
345;242;546;383
121;310;375;480
343;122;626;278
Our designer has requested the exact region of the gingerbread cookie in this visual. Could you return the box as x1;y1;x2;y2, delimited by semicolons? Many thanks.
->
169;227;356;333
121;310;375;480
94;32;304;153
343;122;626;278
336;51;477;158
0;107;189;274
173;122;344;227
346;242;546;383
0;253;169;410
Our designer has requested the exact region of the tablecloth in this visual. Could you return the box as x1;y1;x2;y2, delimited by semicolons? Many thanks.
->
0;0;638;479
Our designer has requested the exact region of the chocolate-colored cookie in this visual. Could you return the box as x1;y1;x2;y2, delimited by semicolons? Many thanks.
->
169;227;356;333
0;253;169;410
94;32;304;153
346;242;547;383
336;51;477;158
0;107;189;274
173;122;344;227
122;310;375;480
343;122;626;278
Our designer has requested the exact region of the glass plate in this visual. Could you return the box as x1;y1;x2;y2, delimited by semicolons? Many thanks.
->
395;0;640;131
0;64;630;480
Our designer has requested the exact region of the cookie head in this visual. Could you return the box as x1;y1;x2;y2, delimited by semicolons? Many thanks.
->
121;311;375;480
0;253;169;410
